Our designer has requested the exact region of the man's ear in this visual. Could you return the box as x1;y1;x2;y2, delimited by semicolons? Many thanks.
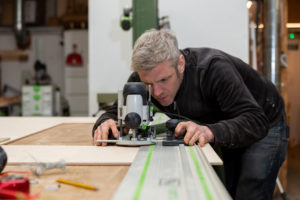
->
177;55;185;74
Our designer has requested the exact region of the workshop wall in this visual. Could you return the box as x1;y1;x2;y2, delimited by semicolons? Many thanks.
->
287;39;300;147
0;28;64;97
159;0;249;62
88;0;249;115
88;0;133;115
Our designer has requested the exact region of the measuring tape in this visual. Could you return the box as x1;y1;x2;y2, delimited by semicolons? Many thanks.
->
0;171;38;200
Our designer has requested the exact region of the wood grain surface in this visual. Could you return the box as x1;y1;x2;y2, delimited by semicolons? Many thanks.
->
2;121;222;200
0;117;97;145
3;145;138;165
7;123;95;145
3;165;128;200
3;123;128;200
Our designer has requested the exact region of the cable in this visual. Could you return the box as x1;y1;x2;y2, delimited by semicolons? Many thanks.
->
155;111;192;121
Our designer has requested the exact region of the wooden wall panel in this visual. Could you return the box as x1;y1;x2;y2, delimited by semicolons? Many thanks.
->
288;0;300;22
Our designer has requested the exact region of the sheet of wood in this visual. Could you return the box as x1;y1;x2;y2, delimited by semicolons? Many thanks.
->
2;144;221;166
3;145;138;165
8;123;95;146
2;121;222;165
0;117;97;144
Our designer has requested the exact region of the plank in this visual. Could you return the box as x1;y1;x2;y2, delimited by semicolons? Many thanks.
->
2;120;222;165
3;145;138;166
0;117;97;144
2;144;222;166
201;143;223;165
0;50;28;61
8;123;95;146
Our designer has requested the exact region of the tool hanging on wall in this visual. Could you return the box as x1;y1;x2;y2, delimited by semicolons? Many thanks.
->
65;44;83;66
33;38;51;85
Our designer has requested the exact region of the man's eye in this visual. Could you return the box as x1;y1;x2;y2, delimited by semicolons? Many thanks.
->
160;78;168;82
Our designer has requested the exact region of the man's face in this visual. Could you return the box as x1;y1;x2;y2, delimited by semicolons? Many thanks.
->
138;55;185;106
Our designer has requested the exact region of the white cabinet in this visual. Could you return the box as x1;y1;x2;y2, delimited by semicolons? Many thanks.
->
22;85;55;116
64;30;88;116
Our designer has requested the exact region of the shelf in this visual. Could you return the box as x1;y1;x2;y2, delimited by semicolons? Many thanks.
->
0;50;28;61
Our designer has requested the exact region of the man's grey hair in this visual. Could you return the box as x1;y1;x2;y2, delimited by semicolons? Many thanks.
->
131;29;181;72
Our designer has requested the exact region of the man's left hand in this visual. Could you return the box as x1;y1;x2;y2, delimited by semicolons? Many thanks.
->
174;121;214;147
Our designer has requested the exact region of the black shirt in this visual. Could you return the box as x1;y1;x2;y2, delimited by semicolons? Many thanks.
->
93;48;284;149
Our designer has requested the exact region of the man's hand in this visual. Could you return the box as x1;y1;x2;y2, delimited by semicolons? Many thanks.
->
174;121;214;147
93;119;119;146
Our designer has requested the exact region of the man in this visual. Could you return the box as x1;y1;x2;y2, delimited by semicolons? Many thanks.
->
92;29;288;200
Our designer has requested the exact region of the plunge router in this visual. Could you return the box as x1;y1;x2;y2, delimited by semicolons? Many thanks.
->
97;82;156;146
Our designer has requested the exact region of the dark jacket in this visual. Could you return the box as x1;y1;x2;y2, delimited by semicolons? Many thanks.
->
93;48;284;148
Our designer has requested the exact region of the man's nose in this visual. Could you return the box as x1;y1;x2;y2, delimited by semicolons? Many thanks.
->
152;84;162;97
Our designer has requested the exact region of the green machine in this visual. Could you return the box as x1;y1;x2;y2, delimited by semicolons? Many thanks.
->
95;0;164;116
120;0;161;44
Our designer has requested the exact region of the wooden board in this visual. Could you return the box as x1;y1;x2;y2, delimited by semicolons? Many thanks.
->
0;117;97;144
3;145;138;166
0;50;28;61
1;118;223;199
202;143;223;165
7;123;95;146
3;165;128;200
2;144;222;166
2;120;222;165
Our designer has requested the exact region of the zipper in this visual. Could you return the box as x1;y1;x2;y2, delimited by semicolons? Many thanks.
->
173;101;181;115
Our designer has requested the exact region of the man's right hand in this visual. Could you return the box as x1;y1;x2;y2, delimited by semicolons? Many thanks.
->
93;119;119;146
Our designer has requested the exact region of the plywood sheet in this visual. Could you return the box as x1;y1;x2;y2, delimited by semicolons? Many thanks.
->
2;144;222;166
8;123;95;146
0;117;97;144
3;145;138;166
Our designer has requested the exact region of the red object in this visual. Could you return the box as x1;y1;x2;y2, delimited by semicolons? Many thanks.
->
0;171;38;199
66;44;83;66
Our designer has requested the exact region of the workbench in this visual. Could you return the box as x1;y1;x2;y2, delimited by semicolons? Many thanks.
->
0;117;222;200
0;97;21;116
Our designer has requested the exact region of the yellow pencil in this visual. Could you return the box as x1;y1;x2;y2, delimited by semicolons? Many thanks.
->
57;178;98;191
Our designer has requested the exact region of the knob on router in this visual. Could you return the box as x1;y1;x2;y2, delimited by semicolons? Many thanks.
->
166;119;181;132
125;112;141;129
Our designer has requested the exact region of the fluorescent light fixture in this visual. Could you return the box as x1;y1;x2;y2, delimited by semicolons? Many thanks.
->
247;1;253;9
287;23;300;28
249;23;300;29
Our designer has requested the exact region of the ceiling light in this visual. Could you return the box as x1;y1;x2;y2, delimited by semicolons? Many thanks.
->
247;1;253;9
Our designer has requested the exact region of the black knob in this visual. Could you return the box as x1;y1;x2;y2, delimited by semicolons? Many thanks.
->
120;17;132;31
162;119;186;146
125;112;141;129
0;146;7;173
166;119;181;132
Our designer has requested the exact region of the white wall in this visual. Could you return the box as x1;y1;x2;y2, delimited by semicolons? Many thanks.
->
89;0;249;115
159;0;249;61
0;28;64;97
89;0;132;115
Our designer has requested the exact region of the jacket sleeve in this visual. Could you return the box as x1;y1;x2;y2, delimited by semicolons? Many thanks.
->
204;57;269;148
92;72;141;137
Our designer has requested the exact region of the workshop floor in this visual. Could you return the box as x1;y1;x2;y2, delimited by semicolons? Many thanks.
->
275;145;300;200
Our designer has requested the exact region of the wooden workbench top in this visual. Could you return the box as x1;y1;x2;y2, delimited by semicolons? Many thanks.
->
1;117;222;200
0;117;97;144
2;119;128;200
